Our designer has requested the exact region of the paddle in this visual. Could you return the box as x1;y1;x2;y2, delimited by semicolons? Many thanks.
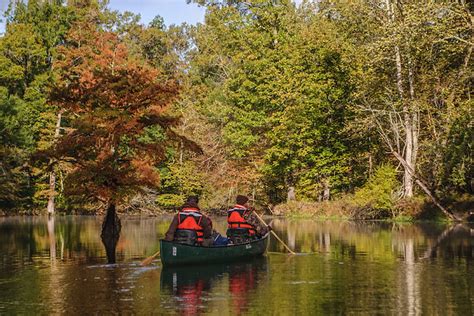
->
249;198;274;215
140;249;160;266
252;211;295;255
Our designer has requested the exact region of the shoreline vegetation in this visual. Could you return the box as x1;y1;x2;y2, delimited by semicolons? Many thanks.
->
0;1;472;224
2;194;473;223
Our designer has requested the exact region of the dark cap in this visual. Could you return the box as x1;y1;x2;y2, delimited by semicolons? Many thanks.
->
186;195;199;204
236;195;249;205
182;195;199;209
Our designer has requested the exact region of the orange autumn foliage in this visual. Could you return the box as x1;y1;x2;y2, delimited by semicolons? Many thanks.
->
48;22;196;205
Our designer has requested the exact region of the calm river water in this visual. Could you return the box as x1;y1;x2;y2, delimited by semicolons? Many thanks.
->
0;216;472;315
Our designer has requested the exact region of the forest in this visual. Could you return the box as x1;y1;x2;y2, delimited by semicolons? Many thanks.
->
0;0;472;220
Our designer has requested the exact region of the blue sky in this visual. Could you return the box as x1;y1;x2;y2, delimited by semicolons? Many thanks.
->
108;0;206;26
0;0;304;33
109;0;303;25
0;0;207;33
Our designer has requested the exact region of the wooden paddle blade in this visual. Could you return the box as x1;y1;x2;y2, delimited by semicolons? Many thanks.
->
140;251;160;266
140;256;154;266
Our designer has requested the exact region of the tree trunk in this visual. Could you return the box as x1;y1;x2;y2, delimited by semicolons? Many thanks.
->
322;179;330;201
47;172;56;215
386;0;416;198
179;139;183;165
368;153;373;176
391;151;459;220
406;54;419;199
395;42;415;198
47;112;62;215
403;114;414;198
287;186;295;202
101;203;121;264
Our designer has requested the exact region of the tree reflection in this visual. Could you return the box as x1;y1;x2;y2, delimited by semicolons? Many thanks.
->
47;216;56;262
420;224;467;260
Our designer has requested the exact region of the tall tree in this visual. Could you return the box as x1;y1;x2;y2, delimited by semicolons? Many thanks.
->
326;0;472;216
186;0;361;203
0;0;76;212
47;20;193;261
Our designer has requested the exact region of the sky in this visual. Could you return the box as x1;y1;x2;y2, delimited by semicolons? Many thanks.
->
0;0;207;34
108;0;206;26
0;0;304;34
107;0;303;26
108;0;302;25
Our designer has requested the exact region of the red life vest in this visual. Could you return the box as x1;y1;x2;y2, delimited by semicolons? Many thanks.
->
227;205;256;235
176;208;204;243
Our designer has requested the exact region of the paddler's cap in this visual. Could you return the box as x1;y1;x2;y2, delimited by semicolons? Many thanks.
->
236;195;249;205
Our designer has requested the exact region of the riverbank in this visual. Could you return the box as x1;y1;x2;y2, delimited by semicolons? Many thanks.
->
1;194;472;222
273;195;474;222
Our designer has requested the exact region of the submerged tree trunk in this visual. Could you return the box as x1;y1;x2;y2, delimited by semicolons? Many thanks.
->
101;203;121;264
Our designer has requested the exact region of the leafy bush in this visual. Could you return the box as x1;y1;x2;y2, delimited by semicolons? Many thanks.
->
156;194;185;209
352;165;399;217
158;161;205;199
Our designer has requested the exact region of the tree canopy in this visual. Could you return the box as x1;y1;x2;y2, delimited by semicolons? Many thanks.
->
0;0;472;219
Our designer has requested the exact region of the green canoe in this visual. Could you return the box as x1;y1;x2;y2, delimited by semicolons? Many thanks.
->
160;234;269;266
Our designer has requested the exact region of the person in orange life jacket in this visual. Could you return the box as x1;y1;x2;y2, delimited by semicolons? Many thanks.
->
164;196;213;246
226;195;271;244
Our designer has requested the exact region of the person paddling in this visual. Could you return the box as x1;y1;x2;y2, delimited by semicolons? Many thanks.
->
164;196;213;246
227;195;270;244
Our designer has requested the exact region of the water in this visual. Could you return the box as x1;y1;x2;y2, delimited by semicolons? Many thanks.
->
0;216;472;315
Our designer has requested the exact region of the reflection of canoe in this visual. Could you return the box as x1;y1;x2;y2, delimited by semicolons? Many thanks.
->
160;258;268;315
160;234;269;266
160;256;268;290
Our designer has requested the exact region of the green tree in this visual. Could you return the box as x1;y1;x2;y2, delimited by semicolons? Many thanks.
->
0;0;77;212
324;0;472;216
187;0;363;204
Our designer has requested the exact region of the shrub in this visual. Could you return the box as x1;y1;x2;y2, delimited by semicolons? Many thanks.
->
394;196;425;219
156;194;184;209
351;164;399;218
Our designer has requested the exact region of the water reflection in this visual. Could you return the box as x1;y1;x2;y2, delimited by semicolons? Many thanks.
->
268;219;474;262
421;223;473;260
160;258;268;315
0;216;472;314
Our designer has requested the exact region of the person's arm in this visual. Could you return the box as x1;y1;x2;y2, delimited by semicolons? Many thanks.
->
246;212;270;236
164;215;179;241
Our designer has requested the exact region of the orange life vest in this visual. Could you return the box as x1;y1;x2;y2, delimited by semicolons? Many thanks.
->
227;205;256;235
176;208;204;243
